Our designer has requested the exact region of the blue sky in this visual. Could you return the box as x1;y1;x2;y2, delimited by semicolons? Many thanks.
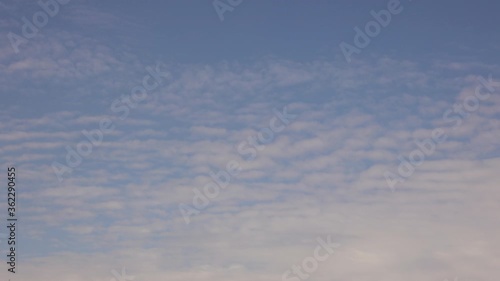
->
0;1;500;281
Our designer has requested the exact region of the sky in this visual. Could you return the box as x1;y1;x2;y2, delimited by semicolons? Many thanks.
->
0;0;499;281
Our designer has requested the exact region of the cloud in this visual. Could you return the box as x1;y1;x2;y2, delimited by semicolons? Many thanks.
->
0;28;499;280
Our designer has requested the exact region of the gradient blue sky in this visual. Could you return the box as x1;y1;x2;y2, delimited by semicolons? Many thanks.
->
0;1;499;281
